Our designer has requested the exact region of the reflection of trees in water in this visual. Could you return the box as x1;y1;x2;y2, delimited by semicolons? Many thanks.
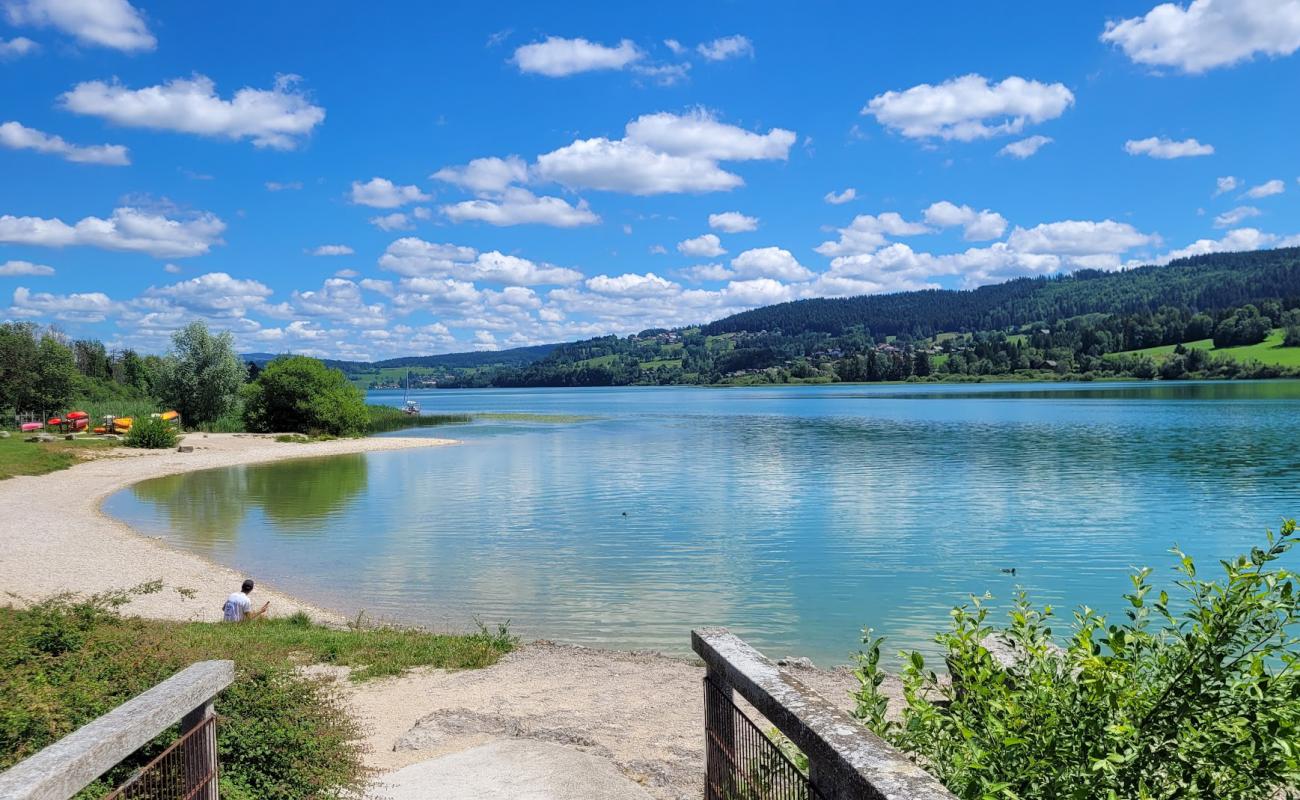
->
130;455;370;543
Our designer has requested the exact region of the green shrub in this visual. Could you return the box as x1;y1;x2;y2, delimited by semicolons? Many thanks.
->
854;519;1300;799
124;415;179;449
243;356;369;437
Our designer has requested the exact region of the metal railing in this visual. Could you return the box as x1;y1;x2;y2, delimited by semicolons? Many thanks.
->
0;661;233;800
705;676;823;800
692;629;957;800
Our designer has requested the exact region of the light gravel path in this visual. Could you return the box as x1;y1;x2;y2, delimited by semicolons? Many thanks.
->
0;432;453;621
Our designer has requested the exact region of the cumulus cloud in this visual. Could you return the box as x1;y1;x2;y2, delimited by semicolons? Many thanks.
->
696;35;754;61
441;188;599;227
678;263;735;281
585;272;681;297
1124;136;1214;158
432;156;529;194
456;251;583;286
1243;178;1285;198
4;0;153;51
625;109;795;161
923;201;1007;240
0;36;38;58
678;233;726;257
0;121;128;165
1214;205;1262;227
10;286;117;322
864;74;1074;141
1102;0;1300;73
350;177;431;208
0;260;54;276
533;110;793;195
311;244;354;256
145;272;273;316
512;36;642;77
1145;227;1300;265
731;247;812;280
824;188;856;205
1214;176;1240;195
998;135;1053;158
376;238;580;286
377;238;478;276
61;74;324;149
369;213;413;231
0;207;225;258
816;212;930;258
1008;219;1157;257
708;211;758;233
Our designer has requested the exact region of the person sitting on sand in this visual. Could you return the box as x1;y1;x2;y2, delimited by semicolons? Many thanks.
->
222;579;269;622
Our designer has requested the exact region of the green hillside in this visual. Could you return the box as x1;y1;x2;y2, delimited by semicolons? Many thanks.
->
1114;329;1300;368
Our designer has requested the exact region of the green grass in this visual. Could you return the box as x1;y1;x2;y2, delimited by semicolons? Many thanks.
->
0;588;514;798
0;435;120;480
366;404;472;433
639;358;683;369
472;412;595;423
1114;328;1300;367
574;353;618;368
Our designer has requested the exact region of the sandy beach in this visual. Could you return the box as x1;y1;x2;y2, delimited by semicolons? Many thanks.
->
0;432;869;799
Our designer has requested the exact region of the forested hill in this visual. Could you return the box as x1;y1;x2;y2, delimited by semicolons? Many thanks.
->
703;248;1300;338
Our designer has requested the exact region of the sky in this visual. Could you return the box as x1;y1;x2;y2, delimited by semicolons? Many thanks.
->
1;0;1299;360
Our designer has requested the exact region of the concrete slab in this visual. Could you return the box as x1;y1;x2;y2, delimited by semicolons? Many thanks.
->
365;739;656;800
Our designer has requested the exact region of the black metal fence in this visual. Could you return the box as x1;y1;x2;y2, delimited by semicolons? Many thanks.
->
103;715;217;800
704;677;823;800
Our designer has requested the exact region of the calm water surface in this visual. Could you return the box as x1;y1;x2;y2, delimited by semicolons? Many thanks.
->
104;381;1300;665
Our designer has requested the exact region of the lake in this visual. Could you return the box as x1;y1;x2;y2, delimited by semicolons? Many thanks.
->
104;381;1300;666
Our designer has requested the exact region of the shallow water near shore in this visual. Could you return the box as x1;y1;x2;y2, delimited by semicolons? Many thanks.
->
105;380;1300;666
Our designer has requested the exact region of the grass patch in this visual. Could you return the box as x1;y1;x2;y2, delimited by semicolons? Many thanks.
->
365;405;472;434
0;435;119;480
0;587;514;798
471;412;595;423
273;433;336;443
1113;328;1300;367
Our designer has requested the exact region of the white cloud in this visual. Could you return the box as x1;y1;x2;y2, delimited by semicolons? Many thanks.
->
679;263;734;281
664;38;686;55
625;109;795;161
923;201;1007;241
457;251;583;286
441;188;599;227
377;238;478;277
432;156;529;194
731;247;812;280
708;211;758;233
998;135;1053;158
1214;176;1240;195
864;74;1074;141
10;286;117;322
350;177;431;208
512;36;642;77
534;137;743;195
0;206;225;258
1144;227;1300;265
649;244;668;255
61;74;324;150
586;272;680;297
5;0;153;51
824;188;856;205
815;212;930;258
376;238;579;286
0;259;54;276
145;272;273;316
1102;0;1300;74
1243;178;1285;198
1124;136;1214;158
678;233;726;257
1214;205;1262;227
369;213;413;231
163;263;182;274
265;180;302;192
632;62;691;86
311;244;354;256
1008;219;1157;256
0;121;128;165
0;36;38;58
696;35;754;61
290;278;387;327
334;268;359;278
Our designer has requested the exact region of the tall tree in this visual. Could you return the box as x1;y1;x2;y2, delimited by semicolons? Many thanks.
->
157;322;245;426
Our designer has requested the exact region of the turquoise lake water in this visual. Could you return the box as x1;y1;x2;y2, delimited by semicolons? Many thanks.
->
104;381;1300;666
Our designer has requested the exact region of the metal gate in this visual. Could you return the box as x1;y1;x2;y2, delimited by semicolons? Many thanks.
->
103;715;217;800
704;677;823;800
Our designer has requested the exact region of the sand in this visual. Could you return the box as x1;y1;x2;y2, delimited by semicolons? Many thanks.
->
0;432;880;799
0;432;452;621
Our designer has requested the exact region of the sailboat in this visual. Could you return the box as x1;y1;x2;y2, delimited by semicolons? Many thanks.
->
402;373;420;415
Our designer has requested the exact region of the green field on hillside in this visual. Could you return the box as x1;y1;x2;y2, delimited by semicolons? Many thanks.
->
1114;329;1300;367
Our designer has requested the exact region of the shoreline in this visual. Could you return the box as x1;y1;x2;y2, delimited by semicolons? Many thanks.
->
0;432;455;622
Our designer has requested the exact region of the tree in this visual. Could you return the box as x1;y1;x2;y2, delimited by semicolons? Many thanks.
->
242;356;370;436
1285;326;1300;347
157;322;245;426
0;323;77;413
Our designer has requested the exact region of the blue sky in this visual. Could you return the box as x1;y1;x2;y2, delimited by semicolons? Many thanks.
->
1;1;1298;359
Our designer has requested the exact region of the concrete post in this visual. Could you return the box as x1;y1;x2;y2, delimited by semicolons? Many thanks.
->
181;699;218;800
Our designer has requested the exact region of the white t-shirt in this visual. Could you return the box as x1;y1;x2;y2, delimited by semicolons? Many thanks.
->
222;591;252;622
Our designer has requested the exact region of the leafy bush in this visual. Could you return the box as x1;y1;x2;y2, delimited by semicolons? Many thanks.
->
1285;326;1300;348
124;415;179;449
854;520;1300;799
243;356;369;437
156;322;246;428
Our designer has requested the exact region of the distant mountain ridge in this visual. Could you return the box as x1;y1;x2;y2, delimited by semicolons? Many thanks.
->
242;342;559;371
